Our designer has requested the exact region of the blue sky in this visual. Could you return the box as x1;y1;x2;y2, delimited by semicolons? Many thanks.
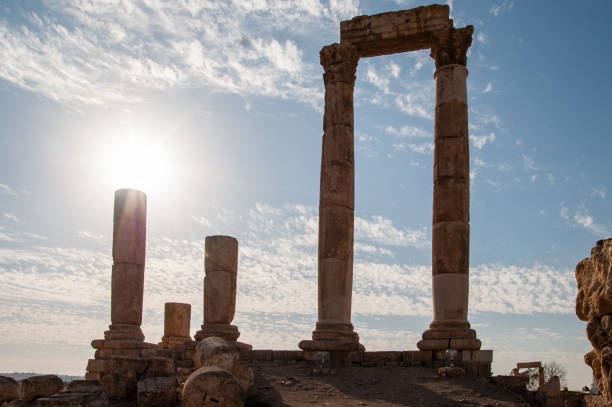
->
0;0;610;390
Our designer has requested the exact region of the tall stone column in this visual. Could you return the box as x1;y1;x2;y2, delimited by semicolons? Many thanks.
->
195;235;241;342
418;27;481;351
299;43;364;353
105;188;147;342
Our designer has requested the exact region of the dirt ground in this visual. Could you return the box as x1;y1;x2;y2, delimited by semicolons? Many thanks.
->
246;363;530;407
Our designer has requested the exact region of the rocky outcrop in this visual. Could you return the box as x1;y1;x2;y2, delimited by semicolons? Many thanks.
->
576;238;612;403
0;376;20;403
19;375;64;403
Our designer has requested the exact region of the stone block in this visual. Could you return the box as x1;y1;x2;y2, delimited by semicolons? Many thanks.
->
339;5;452;57
143;357;175;379
141;349;179;360
434;102;468;140
471;350;493;362
182;366;244;407
320;163;354;209
204;235;238;273
438;366;465;377
314;351;331;369
346;351;364;363
433;179;469;224
203;353;254;394
20;375;64;402
136;377;176;407
193;337;241;369
363;351;401;363
318;205;354;260
432;221;469;275
323;81;356;129
239;350;272;361
435;65;468;106
321;125;354;168
0;375;20;403
271;351;303;361
112;218;146;265
36;380;109;407
163;302;191;338
99;367;137;400
434;136;469;182
204;271;237;325
111;264;145;326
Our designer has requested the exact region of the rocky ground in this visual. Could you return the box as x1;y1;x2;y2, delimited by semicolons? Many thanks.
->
246;363;530;407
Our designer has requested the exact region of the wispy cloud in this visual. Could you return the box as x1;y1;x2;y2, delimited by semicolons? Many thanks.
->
573;205;610;236
591;187;607;199
0;1;362;109
0;184;19;196
469;132;496;149
3;212;19;223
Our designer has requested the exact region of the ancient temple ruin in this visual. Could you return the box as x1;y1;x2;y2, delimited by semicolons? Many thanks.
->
298;4;481;355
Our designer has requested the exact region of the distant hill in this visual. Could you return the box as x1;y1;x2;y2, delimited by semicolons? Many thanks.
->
0;372;84;383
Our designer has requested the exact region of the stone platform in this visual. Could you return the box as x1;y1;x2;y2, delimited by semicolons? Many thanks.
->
240;349;492;377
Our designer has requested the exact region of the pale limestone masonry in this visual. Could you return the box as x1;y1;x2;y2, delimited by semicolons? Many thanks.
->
576;238;612;404
159;302;193;350
300;3;481;356
195;235;242;342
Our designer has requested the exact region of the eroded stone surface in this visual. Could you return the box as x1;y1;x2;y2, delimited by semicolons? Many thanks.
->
19;375;64;402
136;377;176;407
577;239;612;404
182;366;244;407
36;380;109;407
0;375;20;403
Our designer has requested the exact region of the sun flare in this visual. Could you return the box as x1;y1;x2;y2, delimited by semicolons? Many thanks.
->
97;132;176;196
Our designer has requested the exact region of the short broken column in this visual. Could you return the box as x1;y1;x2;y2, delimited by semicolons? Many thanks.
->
418;27;481;351
299;43;364;354
105;188;147;342
195;236;241;342
159;302;192;349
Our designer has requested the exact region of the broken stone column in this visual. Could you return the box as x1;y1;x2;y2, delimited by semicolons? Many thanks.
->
299;43;364;354
418;27;481;351
576;238;612;403
195;236;241;342
159;302;192;350
106;188;147;342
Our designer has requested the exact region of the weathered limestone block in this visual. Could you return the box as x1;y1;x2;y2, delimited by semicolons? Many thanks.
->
182;366;244;407
340;5;452;57
192;337;253;394
438;366;465;377
110;263;145;327
136;377;176;407
99;367;137;400
577;239;612;404
112;189;146;265
35;380;109;407
19;376;63;403
160;302;191;348
576;239;612;321
142;357;175;379
0;375;20;403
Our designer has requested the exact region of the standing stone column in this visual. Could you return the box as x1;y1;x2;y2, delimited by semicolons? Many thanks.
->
160;302;192;349
418;27;481;351
105;188;147;342
299;43;364;353
195;236;240;341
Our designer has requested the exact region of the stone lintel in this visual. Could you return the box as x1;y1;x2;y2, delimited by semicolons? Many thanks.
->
340;5;452;58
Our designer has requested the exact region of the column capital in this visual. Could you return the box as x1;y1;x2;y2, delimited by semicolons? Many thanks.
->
430;26;474;69
320;43;359;84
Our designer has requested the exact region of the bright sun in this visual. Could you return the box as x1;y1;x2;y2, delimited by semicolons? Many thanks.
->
97;132;176;196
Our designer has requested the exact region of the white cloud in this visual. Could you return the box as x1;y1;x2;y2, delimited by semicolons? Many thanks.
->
355;215;429;249
591;187;607;199
3;212;19;223
192;216;211;227
483;82;493;93
0;184;18;196
385;125;431;139
490;5;501;16
477;31;487;44
77;230;108;245
0;1;365;109
395;94;433;120
522;154;538;170
574;206;610;236
469;132;496;149
560;203;569;220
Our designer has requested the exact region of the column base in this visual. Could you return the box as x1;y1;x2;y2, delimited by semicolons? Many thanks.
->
159;335;193;350
417;321;481;350
104;324;145;341
194;324;240;341
299;322;365;352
